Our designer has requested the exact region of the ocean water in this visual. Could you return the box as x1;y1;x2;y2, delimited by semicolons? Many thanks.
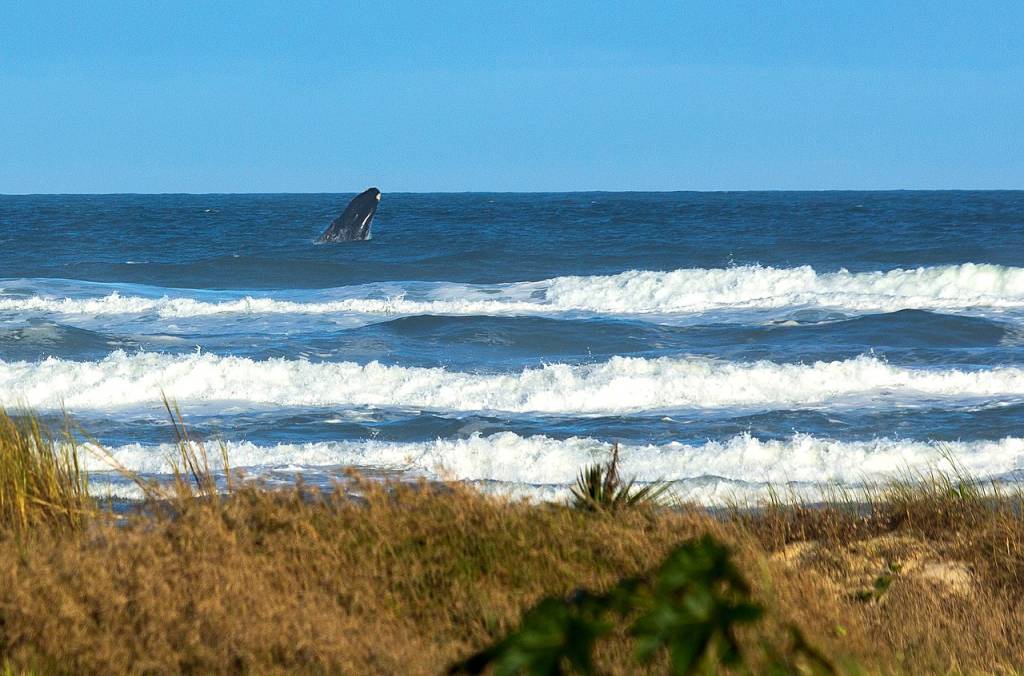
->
1;191;1023;503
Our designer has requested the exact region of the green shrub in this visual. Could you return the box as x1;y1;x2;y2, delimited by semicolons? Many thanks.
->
449;534;835;675
570;443;672;513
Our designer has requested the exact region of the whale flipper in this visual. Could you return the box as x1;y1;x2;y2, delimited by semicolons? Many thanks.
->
318;188;381;242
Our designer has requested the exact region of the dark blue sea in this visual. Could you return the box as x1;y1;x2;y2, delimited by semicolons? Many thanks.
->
1;191;1023;502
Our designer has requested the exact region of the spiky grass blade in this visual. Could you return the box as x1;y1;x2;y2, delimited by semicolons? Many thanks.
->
0;408;93;534
570;443;672;512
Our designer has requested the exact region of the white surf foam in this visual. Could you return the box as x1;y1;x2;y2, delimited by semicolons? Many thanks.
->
544;263;1024;314
80;432;1024;505
2;351;1024;413
2;263;1023;321
0;291;546;319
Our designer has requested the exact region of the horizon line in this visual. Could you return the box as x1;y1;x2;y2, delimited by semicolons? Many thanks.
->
2;187;1023;196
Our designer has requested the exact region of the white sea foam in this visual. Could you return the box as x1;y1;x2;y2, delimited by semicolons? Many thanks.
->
0;291;536;319
2;263;1023;321
2;351;1023;413
544;263;1024;313
80;433;1024;505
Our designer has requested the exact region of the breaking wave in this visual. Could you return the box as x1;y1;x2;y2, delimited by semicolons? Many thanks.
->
3;351;1024;413
2;263;1023;321
82;432;1024;505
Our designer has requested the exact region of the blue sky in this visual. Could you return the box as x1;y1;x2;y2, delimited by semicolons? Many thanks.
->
1;2;1022;192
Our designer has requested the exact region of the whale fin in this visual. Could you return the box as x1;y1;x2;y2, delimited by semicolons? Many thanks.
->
317;188;381;242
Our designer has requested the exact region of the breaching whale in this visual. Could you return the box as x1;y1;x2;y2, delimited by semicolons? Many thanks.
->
317;188;381;242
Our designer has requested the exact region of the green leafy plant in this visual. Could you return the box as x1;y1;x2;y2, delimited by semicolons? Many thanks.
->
570;443;672;512
629;535;763;671
449;595;612;676
449;534;834;675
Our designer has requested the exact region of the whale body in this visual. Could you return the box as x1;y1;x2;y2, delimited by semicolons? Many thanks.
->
317;188;381;242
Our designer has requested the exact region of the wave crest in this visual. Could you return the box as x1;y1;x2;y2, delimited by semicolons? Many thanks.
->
2;263;1023;321
546;263;1024;313
2;351;1023;413
84;432;1024;505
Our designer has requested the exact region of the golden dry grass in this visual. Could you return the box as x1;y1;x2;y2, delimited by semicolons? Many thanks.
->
3;409;1024;673
0;409;90;535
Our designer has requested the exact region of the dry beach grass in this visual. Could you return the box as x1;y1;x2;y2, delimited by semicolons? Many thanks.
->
2;408;1024;673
